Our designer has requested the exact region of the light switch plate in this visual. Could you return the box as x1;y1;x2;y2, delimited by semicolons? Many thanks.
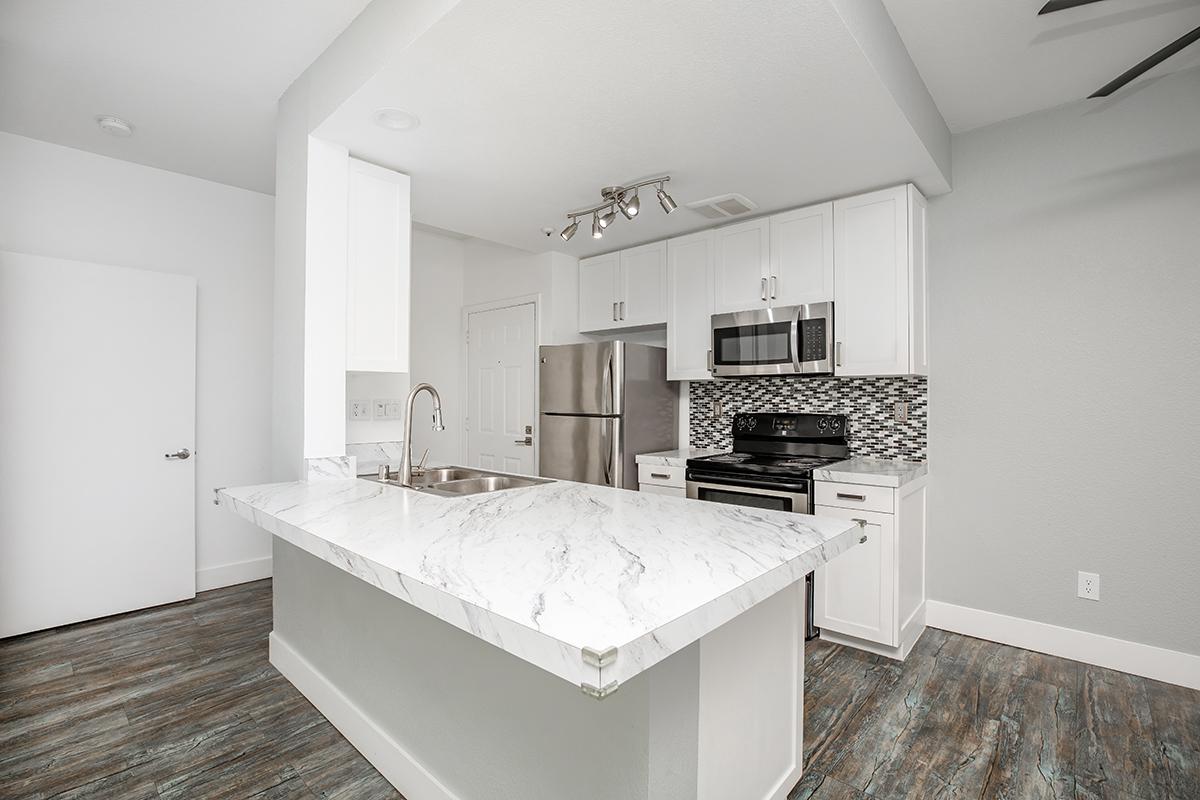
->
374;399;403;420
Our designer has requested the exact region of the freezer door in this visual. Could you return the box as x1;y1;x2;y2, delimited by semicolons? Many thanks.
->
538;342;622;415
539;414;622;487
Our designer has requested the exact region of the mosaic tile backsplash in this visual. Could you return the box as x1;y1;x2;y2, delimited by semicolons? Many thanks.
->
689;376;927;461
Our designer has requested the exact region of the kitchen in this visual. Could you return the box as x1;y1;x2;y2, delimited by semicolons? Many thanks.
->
2;1;1199;799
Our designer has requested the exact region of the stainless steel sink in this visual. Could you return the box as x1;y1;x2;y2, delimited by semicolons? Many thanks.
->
365;466;551;497
431;475;547;494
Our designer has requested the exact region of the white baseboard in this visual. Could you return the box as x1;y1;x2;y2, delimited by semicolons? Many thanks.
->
268;632;461;800
195;555;272;592
925;600;1200;691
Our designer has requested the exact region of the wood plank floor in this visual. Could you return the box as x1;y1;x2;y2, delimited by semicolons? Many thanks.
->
1;580;1196;799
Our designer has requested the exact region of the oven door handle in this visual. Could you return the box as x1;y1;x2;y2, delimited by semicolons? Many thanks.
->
685;478;809;505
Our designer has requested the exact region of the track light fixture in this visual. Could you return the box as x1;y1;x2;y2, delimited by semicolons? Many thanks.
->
619;188;640;219
657;184;677;214
560;176;674;242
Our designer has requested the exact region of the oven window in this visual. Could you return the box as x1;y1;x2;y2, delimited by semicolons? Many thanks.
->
696;486;795;513
714;322;792;365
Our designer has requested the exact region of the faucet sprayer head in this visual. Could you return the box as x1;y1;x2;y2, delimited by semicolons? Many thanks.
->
432;409;445;431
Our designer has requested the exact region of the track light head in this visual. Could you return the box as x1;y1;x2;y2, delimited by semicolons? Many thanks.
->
560;218;579;241
657;185;677;214
619;188;640;220
592;213;604;239
598;207;617;228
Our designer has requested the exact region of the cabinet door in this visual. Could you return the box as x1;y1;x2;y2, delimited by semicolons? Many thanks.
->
813;505;896;647
618;241;668;327
666;230;715;380
639;483;686;498
578;252;620;332
908;185;929;375
769;202;833;307
713;218;770;313
833;186;910;376
346;158;411;372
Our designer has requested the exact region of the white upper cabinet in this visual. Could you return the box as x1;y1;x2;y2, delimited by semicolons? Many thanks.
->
578;243;667;332
346;158;411;373
769;202;834;307
578;252;620;333
619;241;668;327
833;184;928;377
713;218;770;313
666;230;715;381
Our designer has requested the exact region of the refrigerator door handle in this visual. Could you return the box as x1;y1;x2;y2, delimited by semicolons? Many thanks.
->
607;417;621;487
602;350;613;414
601;418;612;485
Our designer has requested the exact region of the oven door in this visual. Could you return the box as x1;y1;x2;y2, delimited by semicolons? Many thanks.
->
709;302;833;377
685;472;810;513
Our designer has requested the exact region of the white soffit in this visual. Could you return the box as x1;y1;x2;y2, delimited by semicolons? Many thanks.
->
316;0;951;256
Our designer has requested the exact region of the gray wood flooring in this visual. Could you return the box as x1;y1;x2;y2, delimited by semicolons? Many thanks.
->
1;580;1195;799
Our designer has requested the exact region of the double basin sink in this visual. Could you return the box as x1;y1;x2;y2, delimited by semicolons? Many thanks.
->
369;466;552;497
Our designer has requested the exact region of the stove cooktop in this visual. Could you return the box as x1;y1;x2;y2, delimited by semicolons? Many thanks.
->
686;452;843;479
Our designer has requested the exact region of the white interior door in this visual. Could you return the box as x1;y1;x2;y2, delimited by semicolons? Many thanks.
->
466;302;536;475
0;252;197;638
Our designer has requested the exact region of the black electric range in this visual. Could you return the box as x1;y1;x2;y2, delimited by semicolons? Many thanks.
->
685;412;851;641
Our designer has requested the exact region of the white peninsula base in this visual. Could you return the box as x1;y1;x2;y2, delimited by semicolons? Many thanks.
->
270;540;807;800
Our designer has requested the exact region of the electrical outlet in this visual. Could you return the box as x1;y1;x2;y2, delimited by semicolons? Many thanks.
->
1077;571;1100;601
894;402;909;423
349;400;371;421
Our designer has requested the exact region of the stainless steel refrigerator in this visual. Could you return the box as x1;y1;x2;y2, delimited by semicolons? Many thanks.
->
538;342;677;489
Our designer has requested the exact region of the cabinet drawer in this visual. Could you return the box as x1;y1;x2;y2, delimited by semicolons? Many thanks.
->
637;463;686;488
639;483;686;498
814;481;894;514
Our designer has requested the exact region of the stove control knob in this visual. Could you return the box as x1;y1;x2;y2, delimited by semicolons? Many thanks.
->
829;418;842;431
817;418;827;431
737;418;747;430
747;417;757;429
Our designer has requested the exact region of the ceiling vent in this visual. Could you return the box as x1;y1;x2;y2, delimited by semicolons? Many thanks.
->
685;193;758;220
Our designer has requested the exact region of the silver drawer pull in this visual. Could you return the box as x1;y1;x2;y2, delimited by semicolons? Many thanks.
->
837;492;866;501
650;472;671;480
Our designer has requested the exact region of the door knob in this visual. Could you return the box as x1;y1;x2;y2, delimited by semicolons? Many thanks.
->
165;448;191;460
514;436;533;446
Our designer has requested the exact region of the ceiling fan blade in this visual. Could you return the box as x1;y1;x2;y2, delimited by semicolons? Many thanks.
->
1038;0;1108;15
1090;24;1200;97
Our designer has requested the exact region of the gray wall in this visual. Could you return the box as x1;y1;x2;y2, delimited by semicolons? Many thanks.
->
927;67;1200;655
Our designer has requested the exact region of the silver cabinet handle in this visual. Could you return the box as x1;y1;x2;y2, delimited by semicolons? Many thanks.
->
707;349;714;373
650;472;671;480
619;300;625;320
612;301;618;321
164;448;191;460
837;492;867;501
835;341;843;367
770;275;777;299
760;277;768;301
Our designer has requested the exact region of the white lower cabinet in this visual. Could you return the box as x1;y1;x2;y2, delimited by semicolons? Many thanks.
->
813;476;927;660
638;463;687;497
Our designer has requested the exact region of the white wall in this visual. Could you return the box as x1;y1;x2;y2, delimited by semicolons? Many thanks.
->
927;67;1200;656
0;132;275;590
410;228;466;464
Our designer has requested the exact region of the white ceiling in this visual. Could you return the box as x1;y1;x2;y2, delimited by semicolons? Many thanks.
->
882;0;1200;133
0;0;372;193
317;0;951;256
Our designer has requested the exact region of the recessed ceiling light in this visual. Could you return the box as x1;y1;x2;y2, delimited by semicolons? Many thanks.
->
95;115;134;137
371;108;421;131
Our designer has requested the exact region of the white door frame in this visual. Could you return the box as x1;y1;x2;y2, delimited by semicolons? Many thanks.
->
460;293;541;471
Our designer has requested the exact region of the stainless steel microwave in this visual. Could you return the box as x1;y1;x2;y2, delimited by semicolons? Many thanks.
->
709;302;834;377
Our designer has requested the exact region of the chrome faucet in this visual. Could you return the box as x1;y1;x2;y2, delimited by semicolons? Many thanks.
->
400;383;444;487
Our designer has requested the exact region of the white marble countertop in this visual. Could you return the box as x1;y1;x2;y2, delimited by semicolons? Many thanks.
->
219;476;859;695
814;457;928;488
634;447;727;467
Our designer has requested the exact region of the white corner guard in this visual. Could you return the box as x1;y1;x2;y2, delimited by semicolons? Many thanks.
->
925;600;1200;691
268;632;460;800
